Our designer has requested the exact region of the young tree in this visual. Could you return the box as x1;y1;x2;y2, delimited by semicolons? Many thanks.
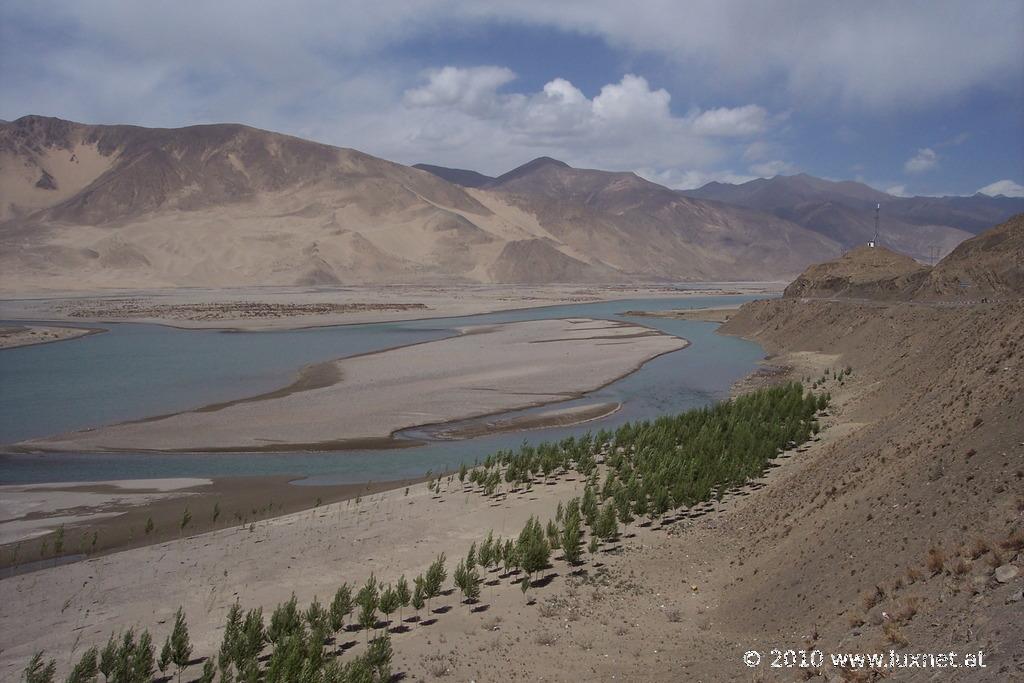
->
66;646;98;683
516;516;550;598
305;597;328;634
465;542;477;570
411;576;426;621
198;658;216;683
561;520;582;566
423;553;447;611
378;584;399;631
268;594;301;646
394;575;411;625
99;634;117;681
22;651;55;683
356;575;379;641
165;606;193;683
329;583;353;638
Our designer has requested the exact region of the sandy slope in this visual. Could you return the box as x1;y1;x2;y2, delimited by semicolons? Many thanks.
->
22;318;686;452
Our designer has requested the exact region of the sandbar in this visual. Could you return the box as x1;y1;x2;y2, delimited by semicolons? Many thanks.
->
21;318;686;452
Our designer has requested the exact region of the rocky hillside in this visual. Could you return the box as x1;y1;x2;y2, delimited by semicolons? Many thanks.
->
916;213;1024;298
783;244;929;299
784;214;1023;301
712;296;1023;679
1;116;841;291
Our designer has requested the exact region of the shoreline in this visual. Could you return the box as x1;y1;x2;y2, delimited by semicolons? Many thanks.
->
0;473;433;573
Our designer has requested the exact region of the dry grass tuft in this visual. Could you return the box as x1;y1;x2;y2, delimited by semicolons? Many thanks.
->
862;585;886;610
969;537;991;560
893;596;918;623
1000;528;1024;552
926;546;945;575
883;622;909;647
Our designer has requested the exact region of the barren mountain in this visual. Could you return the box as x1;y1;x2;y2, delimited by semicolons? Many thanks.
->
467;156;843;281
681;173;1023;262
0;117;849;291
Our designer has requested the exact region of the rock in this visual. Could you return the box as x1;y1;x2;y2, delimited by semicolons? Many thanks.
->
994;564;1019;583
1007;589;1022;604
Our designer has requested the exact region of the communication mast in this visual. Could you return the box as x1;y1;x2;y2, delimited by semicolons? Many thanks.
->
868;203;880;247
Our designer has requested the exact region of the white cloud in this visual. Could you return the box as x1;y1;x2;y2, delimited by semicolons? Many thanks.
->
690;104;767;136
977;179;1024;197
748;159;796;177
385;68;778;175
403;66;516;117
886;184;909;197
904;148;938;174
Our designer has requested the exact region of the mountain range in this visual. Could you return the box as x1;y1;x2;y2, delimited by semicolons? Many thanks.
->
2;115;1021;291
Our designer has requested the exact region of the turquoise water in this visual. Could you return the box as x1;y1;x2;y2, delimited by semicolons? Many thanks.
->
0;295;767;485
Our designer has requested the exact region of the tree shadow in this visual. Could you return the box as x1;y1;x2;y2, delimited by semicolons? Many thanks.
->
432;605;452;614
470;603;490;613
420;617;438;627
337;639;359;652
441;588;455;596
530;572;557;589
389;624;411;634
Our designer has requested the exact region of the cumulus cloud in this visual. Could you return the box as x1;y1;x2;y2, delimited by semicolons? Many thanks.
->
389;68;775;174
977;179;1024;197
885;184;909;197
691;105;768;136
403;66;516;117
904;148;938;174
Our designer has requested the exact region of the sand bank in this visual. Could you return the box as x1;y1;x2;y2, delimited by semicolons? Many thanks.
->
621;304;744;323
22;318;686;452
0;324;101;349
424;401;621;440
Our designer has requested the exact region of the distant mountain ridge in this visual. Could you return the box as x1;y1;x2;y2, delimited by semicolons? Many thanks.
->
678;173;1024;262
1;115;1016;292
1;116;843;290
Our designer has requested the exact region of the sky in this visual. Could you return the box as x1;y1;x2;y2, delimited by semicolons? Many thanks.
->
2;1;1023;197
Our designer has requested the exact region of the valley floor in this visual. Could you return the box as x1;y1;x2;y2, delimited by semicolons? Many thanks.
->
2;298;1020;681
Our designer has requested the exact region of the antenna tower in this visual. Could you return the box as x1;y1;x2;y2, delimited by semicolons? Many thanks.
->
872;203;880;247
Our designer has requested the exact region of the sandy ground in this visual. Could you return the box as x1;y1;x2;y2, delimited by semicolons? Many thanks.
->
0;283;780;330
0;324;101;349
21;318;686;452
0;469;587;681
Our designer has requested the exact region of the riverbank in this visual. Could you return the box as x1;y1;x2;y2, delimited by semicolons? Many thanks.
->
20;318;686;453
0;324;102;349
0;474;427;572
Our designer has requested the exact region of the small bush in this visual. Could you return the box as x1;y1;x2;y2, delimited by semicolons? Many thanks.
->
926;546;945;575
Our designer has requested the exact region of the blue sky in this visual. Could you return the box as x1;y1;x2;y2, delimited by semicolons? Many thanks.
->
2;1;1022;196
